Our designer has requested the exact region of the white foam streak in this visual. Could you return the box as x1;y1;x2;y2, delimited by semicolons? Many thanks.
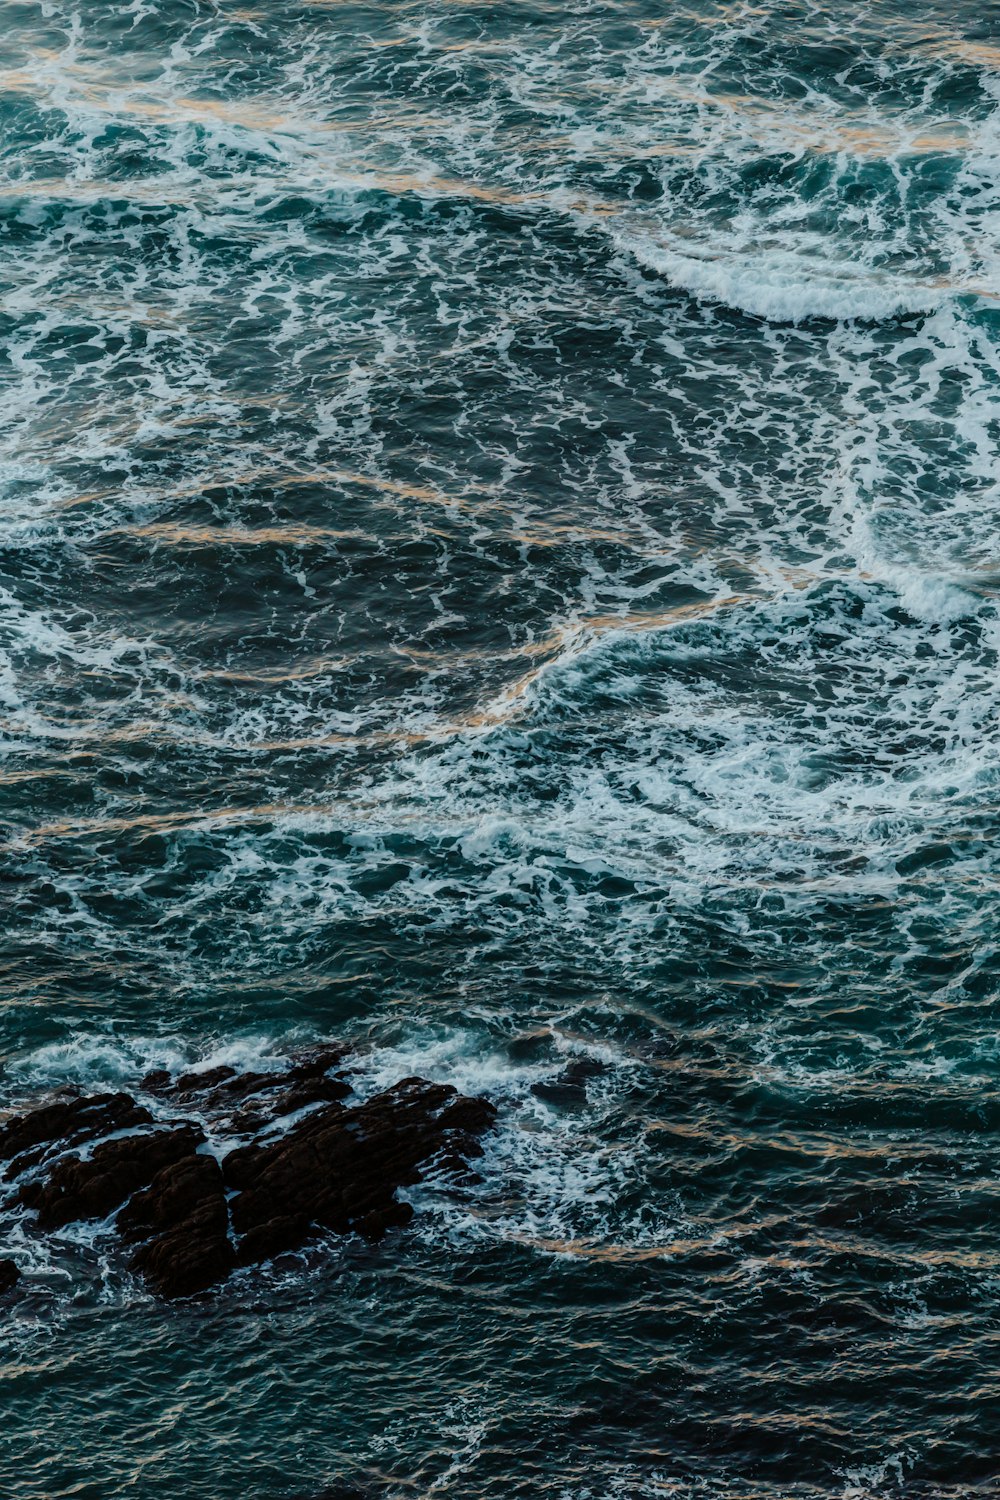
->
618;231;945;323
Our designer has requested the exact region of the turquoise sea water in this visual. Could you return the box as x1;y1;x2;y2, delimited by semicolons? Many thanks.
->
1;1;1000;1495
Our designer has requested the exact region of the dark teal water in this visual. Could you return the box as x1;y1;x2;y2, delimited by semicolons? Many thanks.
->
2;0;1000;1495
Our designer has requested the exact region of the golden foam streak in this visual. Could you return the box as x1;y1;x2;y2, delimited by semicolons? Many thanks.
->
63;463;674;550
57;461;491;516
623;78;972;160
117;521;364;546
3;590;755;763
0;58;588;215
505;1228;1000;1271
22;802;324;842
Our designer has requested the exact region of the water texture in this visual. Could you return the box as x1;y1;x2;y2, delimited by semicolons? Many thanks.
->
1;0;999;1495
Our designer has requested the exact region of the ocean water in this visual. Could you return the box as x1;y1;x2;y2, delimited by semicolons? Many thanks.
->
1;0;999;1495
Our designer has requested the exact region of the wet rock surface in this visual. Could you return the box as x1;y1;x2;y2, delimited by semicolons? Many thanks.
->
530;1056;606;1106
0;1048;497;1300
0;1092;155;1181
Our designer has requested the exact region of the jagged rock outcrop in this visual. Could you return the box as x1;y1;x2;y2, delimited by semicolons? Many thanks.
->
118;1152;233;1298
223;1076;495;1256
19;1123;206;1230
0;1092;154;1181
0;1046;496;1300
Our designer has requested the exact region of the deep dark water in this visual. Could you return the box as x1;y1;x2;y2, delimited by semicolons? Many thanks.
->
2;0;1000;1495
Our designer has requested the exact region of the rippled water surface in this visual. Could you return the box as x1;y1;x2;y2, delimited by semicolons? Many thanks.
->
2;0;1000;1495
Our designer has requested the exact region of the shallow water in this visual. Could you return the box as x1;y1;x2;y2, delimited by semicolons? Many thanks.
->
1;0;999;1496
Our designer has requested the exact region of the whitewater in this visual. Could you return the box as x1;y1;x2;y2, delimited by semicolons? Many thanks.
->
0;1;999;1496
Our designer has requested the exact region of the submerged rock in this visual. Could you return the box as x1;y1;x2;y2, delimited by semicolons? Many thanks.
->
0;1046;497;1300
288;1485;377;1500
290;1486;377;1500
0;1258;19;1295
530;1056;606;1107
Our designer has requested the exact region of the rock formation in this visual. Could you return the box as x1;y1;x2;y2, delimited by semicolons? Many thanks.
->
0;1047;496;1300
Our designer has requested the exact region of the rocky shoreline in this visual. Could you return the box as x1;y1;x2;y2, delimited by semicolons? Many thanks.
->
0;1048;497;1300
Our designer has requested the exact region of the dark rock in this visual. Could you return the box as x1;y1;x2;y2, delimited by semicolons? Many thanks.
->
130;1218;235;1299
117;1153;226;1242
353;1200;414;1241
146;1049;353;1134
269;1075;353;1117
427;1144;484;1187
19;1123;204;1230
201;1070;275;1104
531;1055;605;1106
0;1093;154;1177
139;1069;172;1093
0;1258;20;1295
226;1075;352;1137
531;1079;587;1105
226;1109;269;1136
0;1044;496;1300
120;1152;232;1299
235;1212;312;1265
284;1045;352;1081
203;1048;352;1116
507;1029;553;1062
562;1057;606;1083
223;1077;495;1263
436;1094;498;1134
164;1065;239;1098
